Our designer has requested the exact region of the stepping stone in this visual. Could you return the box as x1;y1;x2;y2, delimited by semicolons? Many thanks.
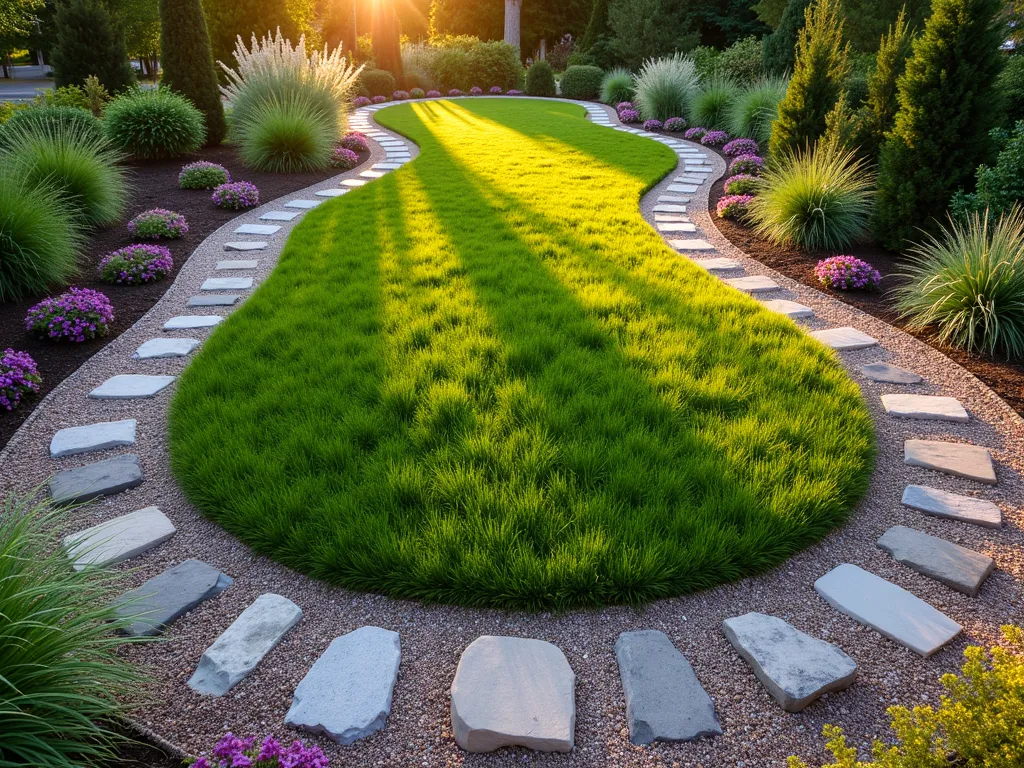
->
234;223;280;235
376;140;404;146
373;163;402;170
721;612;857;712
188;593;303;696
693;258;742;272
614;630;721;745
50;419;136;458
881;394;969;423
285;626;401;745
89;374;176;399
904;440;996;484
285;199;321;209
810;327;878;350
188;295;239;307
655;213;688;222
164;315;223;330
114;559;232;636
133;338;200;360
902;485;1002;528
670;239;715;251
216;259;258;270
658;195;690;204
762;299;814;318
316;188;349;198
658;222;697;233
877;525;995;596
673;176;707;184
859;362;922;384
341;179;368;187
814;564;962;657
223;241;267;251
63;505;174;569
653;204;687;213
450;635;575;753
201;277;253;291
259;210;298;221
724;276;780;293
668;184;699;193
50;454;144;506
360;170;385;178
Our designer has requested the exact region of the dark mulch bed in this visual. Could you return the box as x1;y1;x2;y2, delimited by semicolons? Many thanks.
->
114;736;182;768
0;145;369;450
706;150;1024;417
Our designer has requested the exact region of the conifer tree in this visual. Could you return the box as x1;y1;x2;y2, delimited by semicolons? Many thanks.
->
579;0;609;52
762;0;811;74
850;8;913;159
371;0;403;82
51;0;134;91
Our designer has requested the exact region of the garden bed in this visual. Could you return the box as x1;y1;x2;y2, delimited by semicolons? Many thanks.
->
0;145;369;449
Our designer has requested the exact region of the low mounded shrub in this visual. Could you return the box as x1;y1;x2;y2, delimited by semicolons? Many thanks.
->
448;89;464;97
98;244;173;284
717;194;754;220
340;131;369;153
25;287;114;342
634;53;700;122
212;181;260;210
372;95;388;104
127;208;189;239
426;89;441;97
353;96;371;108
236;96;334;173
103;89;206;160
664;117;687;132
469;86;483;95
490;86;502;94
560;65;604;100
815;255;881;290
411;88;426;98
601;68;635;105
700;130;730;146
0;349;41;410
723;137;759;156
951;121;1024;222
618;108;640;123
684;126;707;141
617;101;634;112
507;89;524;96
728;154;764;176
331;146;359;169
526;60;556;97
725;173;759;195
360;69;396;97
178;161;230;189
192;733;329;768
0;104;103;147
643;119;663;131
393;90;410;100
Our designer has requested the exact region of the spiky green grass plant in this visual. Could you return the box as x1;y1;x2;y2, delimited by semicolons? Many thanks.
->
600;67;635;105
169;99;874;610
689;75;739;131
896;209;1024;358
749;142;874;251
235;94;335;172
728;76;789;144
634;53;701;121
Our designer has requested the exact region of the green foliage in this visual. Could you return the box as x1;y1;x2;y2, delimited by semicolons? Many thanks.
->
718;35;764;84
749;142;874;249
82;75;111;116
579;0;611;52
952;122;1024;221
0;101;29;124
850;8;912;159
560;64;604;100
600;67;635;104
466;41;522;90
608;0;700;71
789;625;1024;767
525;59;556;97
33;84;90;111
997;55;1024;127
0;0;41;39
200;0;296;74
400;38;522;92
0;105;104;147
158;0;226;145
689;74;740;130
762;0;811;74
236;93;333;172
873;0;1006;251
0;493;148;768
753;0;789;27
840;0;930;53
50;0;135;92
371;0;402;83
103;88;206;159
634;52;701;121
691;45;721;80
360;68;397;96
768;0;850;158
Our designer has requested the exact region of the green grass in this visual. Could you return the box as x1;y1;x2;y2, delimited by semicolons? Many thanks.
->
169;99;874;610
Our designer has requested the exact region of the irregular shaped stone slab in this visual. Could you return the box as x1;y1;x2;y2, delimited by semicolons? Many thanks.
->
188;295;239;307
164;315;223;330
882;394;968;423
879;526;995;596
673;176;707;185
360;170;385;178
762;299;814;318
188;593;302;696
51;453;144;505
64;505;174;569
653;204;687;213
810;327;878;350
724;276;780;293
216;259;258;270
670;239;715;251
901;485;1002;528
614;630;721;745
133;338;199;360
722;612;856;712
373;162;402;170
223;241;266;251
201;277;253;291
114;559;232;636
234;223;280;235
859;362;922;384
668;184;699;193
285;199;322;209
286;626;401;745
658;222;697;233
342;179;368;187
50;419;136;458
904;440;996;484
259;210;298;221
654;213;688;222
315;188;348;198
89;374;176;399
451;635;575;753
693;258;742;272
658;195;690;204
814;564;962;657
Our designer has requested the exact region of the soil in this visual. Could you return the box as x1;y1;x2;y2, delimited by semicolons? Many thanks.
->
0;145;369;449
113;736;181;768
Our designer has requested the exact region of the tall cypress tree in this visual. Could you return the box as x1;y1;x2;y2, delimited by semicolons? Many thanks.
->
762;0;811;74
851;8;913;159
873;0;1005;250
579;0;609;52
371;0;403;82
51;0;135;91
159;0;226;145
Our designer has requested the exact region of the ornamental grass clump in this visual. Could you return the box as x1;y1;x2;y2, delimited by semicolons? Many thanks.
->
98;244;173;285
331;146;359;169
127;208;189;239
235;95;335;173
729;154;764;176
0;349;41;410
634;53;701;121
340;131;369;153
728;76;789;144
701;129;730;146
684;126;707;141
193;733;329;768
643;119;663;131
211;181;260;210
725;173;759;195
25;287;114;342
664;117;687;132
815;255;881;290
724;137;759;156
178;161;230;189
602;68;635;105
103;89;206;160
717;194;755;220
689;75;739;132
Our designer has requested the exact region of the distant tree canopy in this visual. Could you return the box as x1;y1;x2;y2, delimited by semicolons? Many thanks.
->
841;0;930;51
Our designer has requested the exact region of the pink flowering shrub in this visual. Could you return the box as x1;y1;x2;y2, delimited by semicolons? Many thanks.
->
507;89;524;96
716;194;754;221
25;287;114;342
99;244;173;285
426;89;441;97
0;348;41;410
340;131;369;153
192;733;329;768
178;161;230;189
393;90;410;100
618;108;640;124
701;130;729;146
331;146;359;169
371;95;388;104
664;117;687;132
643;119;664;131
353;96;371;108
616;101;634;112
448;89;464;96
728;154;764;176
684;126;707;141
723;138;759;156
725;174;759;195
470;86;483;95
410;87;425;98
815;255;881;290
127;208;188;239
212;181;260;210
490;86;502;94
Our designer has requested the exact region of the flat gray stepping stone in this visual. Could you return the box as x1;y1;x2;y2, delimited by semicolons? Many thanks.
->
133;338;199;359
614;630;721;745
234;223;280;235
360;170;385;178
224;241;267;251
658;222;697;233
64;505;174;569
859;362;922;384
905;440;996;484
373;163;402;170
810;327;878;350
653;204;687;213
902;485;1002;528
881;394;968;423
762;299;814;318
188;295;239;307
693;258;742;272
670;239;715;251
316;188;348;197
654;213;688;222
341;179;368;187
188;593;302;696
50;419;136;458
451;635;575;753
216;259;258;270
658;195;690;203
201;277;253;291
877;525;995;596
164;315;223;330
814;564;962;657
285;199;321;209
673;176;707;184
722;612;857;712
724;276;780;293
50;454;144;506
114;559;232;636
259;210;298;221
89;374;175;399
668;184;699;193
285;626;401;745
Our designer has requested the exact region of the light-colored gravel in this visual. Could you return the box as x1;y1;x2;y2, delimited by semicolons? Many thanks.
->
0;100;1021;768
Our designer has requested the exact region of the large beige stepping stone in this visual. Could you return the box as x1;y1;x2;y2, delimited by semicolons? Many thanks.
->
881;394;968;422
669;239;715;252
450;636;575;753
904;440;996;484
64;506;175;570
814;564;962;657
901;485;1002;528
810;327;878;350
762;299;813;318
877;526;995;596
724;276;780;293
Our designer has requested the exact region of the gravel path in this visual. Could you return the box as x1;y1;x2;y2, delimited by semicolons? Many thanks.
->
0;99;1021;768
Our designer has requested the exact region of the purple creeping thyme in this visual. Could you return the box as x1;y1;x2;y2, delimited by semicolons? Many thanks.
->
340;131;369;153
426;89;441;97
25;287;114;343
211;181;260;210
178;161;230;189
664;116;687;132
448;89;464;97
618;108;640;124
127;208;188;239
724;173;759;195
0;348;41;411
197;732;329;768
353;96;371;108
371;95;388;104
490;86;502;94
700;129;729;146
723;137;759;156
684;126;708;141
616;101;634;112
815;255;882;290
716;194;755;221
410;87;425;98
507;89;524;96
392;90;409;100
643;119;664;131
330;146;359;169
99;244;173;285
728;154;764;176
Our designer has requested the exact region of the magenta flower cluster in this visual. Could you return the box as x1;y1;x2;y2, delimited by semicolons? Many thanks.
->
426;89;442;97
448;89;464;96
724;173;758;195
393;90;409;100
410;87;426;98
507;89;524;96
490;86;502;94
0;348;41;411
815;255;881;290
353;96;371;108
723;138;759;156
99;244;173;285
684;126;707;141
331;146;359;169
212;181;260;210
728;154;764;176
25;287;114;343
643;119;663;131
618;108;640;124
664;117;687;132
616;101;634;112
193;733;329;768
700;130;729;146
470;86;483;95
371;95;387;104
340;131;369;153
179;161;231;190
127;208;188;239
716;194;754;221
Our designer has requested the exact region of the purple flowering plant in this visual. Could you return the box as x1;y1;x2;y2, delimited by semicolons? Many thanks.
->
330;146;359;169
470;86;483;95
724;173;759;195
664;117;687;132
507;89;524;96
25;287;114;343
815;255;881;290
179;161;231;190
212;181;260;210
684;126;707;141
0;348;41;411
99;244;173;285
700;130;729;146
340;131;369;153
392;90;409;100
616;101;634;112
353;96;371;108
716;194;754;221
426;89;441;97
190;733;329;768
127;208;188;239
371;95;387;104
722;138;759;156
490;86;502;94
448;89;464;96
410;87;425;98
643;119;664;131
728;154;764;176
618;108;640;124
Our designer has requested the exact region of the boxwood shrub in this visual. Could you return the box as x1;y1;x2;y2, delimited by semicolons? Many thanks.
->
104;89;206;159
560;65;604;100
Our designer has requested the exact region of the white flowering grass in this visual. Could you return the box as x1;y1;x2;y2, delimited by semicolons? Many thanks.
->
633;53;701;121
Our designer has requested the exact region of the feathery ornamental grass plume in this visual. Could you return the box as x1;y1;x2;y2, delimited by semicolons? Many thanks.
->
634;53;701;121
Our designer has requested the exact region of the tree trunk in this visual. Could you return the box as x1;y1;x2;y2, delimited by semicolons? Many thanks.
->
504;0;523;53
